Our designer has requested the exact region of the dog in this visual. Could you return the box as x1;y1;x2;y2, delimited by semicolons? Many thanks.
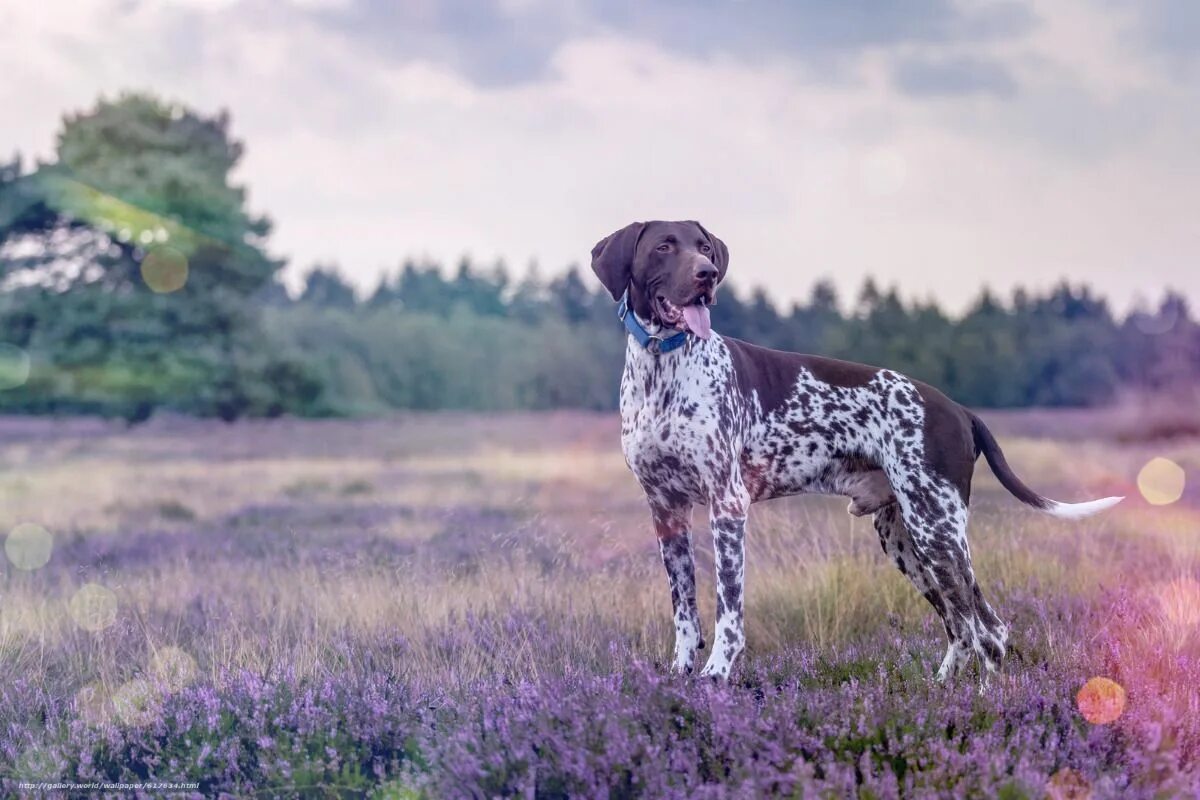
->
591;220;1123;681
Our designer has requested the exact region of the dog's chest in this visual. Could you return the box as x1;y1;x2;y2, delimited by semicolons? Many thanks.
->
619;338;736;496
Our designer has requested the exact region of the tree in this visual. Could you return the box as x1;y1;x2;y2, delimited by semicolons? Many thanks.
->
547;265;594;325
509;260;548;324
855;277;883;317
743;288;783;347
711;284;751;340
948;289;1022;406
300;265;357;309
451;256;507;316
1011;283;1120;406
396;259;455;314
0;93;322;420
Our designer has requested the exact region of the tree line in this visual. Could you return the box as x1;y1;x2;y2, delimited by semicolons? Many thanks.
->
281;260;1196;413
1;93;1196;420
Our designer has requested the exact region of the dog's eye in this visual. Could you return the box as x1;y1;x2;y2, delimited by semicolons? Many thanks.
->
656;243;671;253
700;244;712;254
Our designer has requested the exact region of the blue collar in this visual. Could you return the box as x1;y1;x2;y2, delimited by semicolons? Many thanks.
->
617;291;690;354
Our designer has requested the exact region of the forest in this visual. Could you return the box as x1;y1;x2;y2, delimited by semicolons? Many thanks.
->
2;93;1196;420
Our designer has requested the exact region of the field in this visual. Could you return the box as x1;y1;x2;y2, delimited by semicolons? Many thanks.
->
0;412;1197;798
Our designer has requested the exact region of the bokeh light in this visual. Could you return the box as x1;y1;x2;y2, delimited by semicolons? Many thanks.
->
140;246;189;294
1153;576;1200;647
111;678;157;726
1046;767;1092;800
5;522;53;570
15;744;58;782
1076;677;1126;725
1131;306;1178;335
1137;457;1186;505
69;583;119;632
74;683;111;727
0;343;31;390
152;646;199;691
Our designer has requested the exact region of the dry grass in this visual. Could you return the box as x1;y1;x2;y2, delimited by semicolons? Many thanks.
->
0;412;1195;699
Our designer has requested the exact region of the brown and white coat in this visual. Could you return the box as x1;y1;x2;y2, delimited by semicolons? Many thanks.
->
596;220;1122;681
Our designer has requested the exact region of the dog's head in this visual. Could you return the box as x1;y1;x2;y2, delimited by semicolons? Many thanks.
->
590;220;728;340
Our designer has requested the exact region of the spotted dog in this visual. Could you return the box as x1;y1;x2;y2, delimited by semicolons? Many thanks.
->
592;220;1123;681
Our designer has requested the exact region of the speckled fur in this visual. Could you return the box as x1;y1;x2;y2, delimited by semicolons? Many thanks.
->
620;324;1008;681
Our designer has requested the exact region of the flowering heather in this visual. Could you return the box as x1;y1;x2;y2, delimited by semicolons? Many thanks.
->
0;413;1197;797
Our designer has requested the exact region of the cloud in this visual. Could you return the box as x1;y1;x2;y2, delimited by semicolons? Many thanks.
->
1;0;1198;313
1113;0;1200;67
307;0;1038;86
892;55;1018;98
302;0;578;86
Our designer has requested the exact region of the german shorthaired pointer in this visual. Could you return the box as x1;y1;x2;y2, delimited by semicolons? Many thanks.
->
592;220;1123;681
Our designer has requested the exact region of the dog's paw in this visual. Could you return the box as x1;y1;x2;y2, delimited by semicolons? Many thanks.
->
669;655;698;676
698;658;733;681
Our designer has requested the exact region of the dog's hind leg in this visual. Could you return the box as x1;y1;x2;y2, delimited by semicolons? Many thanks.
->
873;505;968;678
875;497;1007;681
874;374;1008;679
650;503;704;674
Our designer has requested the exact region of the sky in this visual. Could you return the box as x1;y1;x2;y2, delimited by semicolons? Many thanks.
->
2;0;1198;312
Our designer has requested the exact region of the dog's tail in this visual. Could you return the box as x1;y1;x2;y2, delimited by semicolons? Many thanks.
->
970;413;1123;519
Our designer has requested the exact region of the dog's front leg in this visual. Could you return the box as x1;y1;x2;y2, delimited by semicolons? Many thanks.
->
651;504;704;674
700;496;748;680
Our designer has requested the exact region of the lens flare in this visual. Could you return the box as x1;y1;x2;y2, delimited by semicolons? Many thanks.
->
111;678;157;726
15;745;57;781
69;583;118;632
74;683;111;726
1076;677;1126;725
5;522;53;570
1046;767;1092;800
140;246;189;294
1132;306;1178;335
152;646;199;691
1152;576;1200;648
0;344;31;390
1137;457;1185;505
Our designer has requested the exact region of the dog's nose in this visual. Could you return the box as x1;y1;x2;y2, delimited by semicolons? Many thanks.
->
694;262;718;283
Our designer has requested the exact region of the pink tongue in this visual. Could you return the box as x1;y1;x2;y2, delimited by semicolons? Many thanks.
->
682;303;712;340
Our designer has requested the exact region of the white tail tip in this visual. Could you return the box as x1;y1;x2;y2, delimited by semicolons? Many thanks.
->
1045;496;1124;520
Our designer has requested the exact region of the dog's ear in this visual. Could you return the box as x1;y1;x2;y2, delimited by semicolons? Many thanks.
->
590;221;646;301
695;221;729;282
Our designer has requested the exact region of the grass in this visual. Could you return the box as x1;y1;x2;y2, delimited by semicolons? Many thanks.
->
0;411;1197;797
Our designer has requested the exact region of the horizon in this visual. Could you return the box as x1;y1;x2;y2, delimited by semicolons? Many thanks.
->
288;252;1190;322
4;1;1199;313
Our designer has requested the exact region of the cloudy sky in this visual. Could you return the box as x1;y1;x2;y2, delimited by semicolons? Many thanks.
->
3;0;1198;311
